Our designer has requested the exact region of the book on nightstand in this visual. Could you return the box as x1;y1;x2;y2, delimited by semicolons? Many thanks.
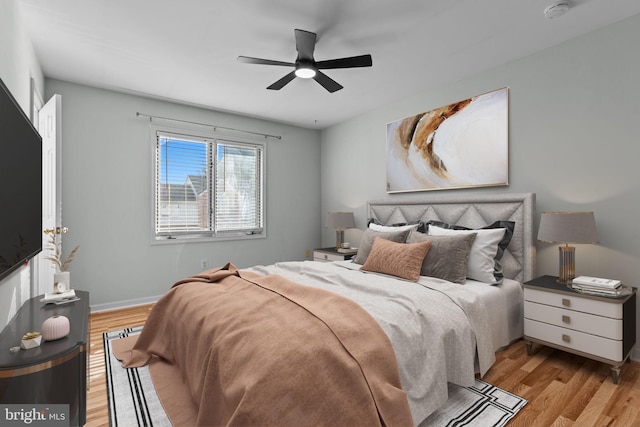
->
570;283;632;297
337;247;358;254
573;276;621;289
40;289;77;304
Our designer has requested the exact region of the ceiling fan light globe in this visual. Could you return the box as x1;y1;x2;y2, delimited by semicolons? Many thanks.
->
295;67;316;79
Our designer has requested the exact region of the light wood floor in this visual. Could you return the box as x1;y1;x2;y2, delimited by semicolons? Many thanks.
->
87;304;154;427
87;304;640;427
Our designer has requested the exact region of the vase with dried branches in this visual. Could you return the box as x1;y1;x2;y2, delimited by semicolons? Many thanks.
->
44;230;80;293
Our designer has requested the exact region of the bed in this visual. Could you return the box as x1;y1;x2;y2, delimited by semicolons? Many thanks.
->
115;192;536;427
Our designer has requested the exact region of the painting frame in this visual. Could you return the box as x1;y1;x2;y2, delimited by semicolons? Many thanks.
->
386;87;509;193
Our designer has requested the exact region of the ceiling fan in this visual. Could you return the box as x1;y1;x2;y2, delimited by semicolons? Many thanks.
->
238;29;372;93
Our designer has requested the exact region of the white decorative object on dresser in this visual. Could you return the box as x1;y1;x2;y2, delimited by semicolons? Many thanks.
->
313;247;356;262
523;275;637;384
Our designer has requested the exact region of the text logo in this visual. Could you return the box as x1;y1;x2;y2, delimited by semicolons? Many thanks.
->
1;405;69;426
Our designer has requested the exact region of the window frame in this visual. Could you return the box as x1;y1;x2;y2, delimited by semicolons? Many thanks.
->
150;124;266;244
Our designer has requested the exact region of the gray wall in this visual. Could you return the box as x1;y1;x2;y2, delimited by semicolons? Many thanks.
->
0;0;44;330
320;14;640;359
45;79;321;309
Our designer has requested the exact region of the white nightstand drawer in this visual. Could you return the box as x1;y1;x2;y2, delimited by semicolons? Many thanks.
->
524;301;623;340
525;319;623;361
524;288;622;318
314;251;348;262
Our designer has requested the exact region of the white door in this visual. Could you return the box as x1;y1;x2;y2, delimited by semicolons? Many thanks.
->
32;94;62;296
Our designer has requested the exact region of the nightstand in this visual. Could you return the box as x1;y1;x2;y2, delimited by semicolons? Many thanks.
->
523;275;636;384
313;247;357;262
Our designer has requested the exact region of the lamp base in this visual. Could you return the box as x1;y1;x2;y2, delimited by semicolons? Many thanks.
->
335;230;345;249
557;245;575;285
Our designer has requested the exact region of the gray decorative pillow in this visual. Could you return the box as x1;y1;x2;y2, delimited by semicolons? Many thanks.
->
353;228;411;265
426;221;513;284
406;231;477;284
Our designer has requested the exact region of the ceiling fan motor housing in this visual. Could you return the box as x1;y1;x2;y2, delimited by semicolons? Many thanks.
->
295;59;316;78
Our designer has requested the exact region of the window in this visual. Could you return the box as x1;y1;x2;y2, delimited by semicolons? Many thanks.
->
153;127;264;241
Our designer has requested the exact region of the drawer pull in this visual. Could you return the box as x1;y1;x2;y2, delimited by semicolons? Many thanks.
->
562;315;571;324
324;254;328;260
562;298;571;307
562;334;571;343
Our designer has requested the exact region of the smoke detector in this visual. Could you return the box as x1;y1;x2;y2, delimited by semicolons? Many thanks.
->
544;2;570;19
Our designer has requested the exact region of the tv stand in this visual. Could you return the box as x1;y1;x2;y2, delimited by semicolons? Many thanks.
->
0;290;89;426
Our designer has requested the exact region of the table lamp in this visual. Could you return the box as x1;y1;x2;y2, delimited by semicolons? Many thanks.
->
537;211;599;285
326;212;355;249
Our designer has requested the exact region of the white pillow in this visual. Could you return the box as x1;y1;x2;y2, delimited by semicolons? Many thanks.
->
369;222;420;233
428;224;507;284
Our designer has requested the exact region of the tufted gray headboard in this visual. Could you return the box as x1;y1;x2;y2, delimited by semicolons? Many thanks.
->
367;192;536;283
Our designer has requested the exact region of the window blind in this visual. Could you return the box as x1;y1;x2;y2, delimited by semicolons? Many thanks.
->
215;140;263;233
155;131;264;239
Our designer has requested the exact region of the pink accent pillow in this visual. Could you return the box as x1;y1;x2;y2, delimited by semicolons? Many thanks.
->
361;237;432;282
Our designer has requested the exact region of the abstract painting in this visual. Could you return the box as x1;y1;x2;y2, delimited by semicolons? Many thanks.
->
386;87;508;193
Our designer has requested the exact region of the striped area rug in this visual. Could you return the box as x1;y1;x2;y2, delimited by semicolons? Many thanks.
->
420;379;527;426
104;327;526;427
104;326;171;427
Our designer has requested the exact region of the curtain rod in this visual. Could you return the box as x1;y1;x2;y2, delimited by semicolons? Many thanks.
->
135;112;282;140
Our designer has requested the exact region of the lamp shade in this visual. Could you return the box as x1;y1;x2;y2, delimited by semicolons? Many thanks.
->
537;211;599;244
326;211;355;229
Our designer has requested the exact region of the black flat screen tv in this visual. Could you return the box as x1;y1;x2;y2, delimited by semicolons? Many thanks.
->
0;78;43;281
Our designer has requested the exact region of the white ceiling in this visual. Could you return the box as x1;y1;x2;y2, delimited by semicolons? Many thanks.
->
19;0;640;129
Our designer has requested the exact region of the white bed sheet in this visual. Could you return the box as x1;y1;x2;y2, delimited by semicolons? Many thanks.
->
336;260;524;353
455;277;524;352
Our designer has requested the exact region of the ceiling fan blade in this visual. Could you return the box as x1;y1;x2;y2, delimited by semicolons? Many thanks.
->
237;56;294;67
316;54;373;69
294;29;317;60
267;71;297;90
313;71;343;93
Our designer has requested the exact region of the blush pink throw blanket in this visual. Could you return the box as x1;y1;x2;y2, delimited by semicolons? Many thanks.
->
113;263;413;426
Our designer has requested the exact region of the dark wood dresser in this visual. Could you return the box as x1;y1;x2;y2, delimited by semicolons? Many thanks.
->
0;290;89;426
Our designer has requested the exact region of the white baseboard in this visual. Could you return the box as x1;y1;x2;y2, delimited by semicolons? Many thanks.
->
90;294;162;313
